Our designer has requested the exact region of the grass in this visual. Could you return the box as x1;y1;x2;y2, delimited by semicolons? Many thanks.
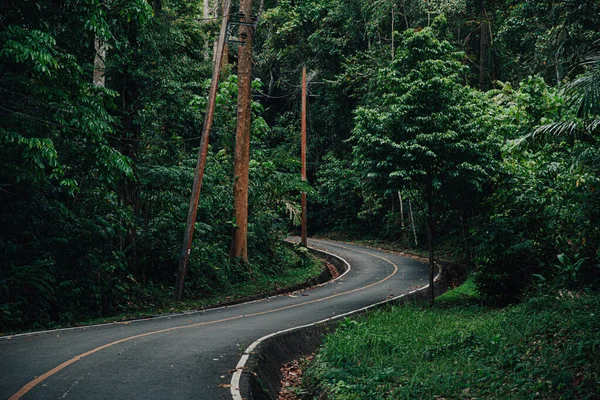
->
1;248;325;335
304;278;600;399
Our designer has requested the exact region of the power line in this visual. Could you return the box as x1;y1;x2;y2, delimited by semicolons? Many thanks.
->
254;89;296;99
0;105;83;133
194;16;222;22
0;87;73;113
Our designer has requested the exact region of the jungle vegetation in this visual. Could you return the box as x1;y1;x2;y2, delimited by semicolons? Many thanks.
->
1;0;599;331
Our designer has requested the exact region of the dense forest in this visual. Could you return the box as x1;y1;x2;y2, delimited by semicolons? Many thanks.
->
1;0;599;331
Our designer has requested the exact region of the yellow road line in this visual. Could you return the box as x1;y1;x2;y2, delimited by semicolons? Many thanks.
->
230;240;406;400
10;242;398;400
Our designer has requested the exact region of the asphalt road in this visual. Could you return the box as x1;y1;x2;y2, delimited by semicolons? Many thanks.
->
0;239;429;400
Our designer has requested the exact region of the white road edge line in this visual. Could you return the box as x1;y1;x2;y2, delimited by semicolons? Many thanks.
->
1;244;351;340
230;247;442;400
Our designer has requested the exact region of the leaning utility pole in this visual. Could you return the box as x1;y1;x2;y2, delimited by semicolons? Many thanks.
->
174;0;232;302
300;65;308;246
230;0;254;260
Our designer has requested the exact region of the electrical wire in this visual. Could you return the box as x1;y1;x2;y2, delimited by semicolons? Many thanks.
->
193;16;222;22
254;89;297;99
0;73;321;143
0;87;73;113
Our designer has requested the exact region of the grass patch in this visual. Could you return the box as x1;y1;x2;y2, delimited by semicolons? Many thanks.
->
305;277;600;399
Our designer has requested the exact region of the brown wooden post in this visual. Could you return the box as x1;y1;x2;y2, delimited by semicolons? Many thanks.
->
301;65;308;247
230;0;254;260
174;0;232;302
220;0;229;73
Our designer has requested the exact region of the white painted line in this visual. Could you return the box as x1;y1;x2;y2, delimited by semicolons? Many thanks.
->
230;246;442;400
1;246;351;340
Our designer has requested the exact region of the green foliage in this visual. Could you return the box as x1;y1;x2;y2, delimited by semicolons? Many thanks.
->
313;153;362;233
305;280;600;399
535;49;600;141
0;0;314;332
350;24;497;265
2;0;600;331
475;76;600;304
495;0;600;85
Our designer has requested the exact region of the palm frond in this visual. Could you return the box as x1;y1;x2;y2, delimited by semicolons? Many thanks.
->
534;121;582;138
563;50;600;118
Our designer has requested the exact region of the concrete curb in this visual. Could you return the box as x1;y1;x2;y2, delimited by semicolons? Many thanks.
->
231;245;455;400
230;247;350;400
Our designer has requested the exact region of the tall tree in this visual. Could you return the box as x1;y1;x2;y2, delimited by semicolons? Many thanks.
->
351;21;496;303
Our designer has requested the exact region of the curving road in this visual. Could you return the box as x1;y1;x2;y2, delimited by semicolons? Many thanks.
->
0;239;429;400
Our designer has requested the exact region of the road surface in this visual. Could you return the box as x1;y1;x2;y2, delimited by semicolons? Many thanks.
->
0;239;429;399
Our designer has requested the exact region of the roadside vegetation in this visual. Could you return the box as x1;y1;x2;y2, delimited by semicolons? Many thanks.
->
2;0;599;339
0;246;323;335
303;278;600;399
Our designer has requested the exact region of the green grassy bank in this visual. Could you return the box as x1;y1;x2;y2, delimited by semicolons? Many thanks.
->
304;279;600;399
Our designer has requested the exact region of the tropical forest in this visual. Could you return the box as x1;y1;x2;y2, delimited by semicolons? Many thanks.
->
1;0;600;398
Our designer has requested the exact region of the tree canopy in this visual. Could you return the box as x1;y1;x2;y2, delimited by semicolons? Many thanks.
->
1;0;599;330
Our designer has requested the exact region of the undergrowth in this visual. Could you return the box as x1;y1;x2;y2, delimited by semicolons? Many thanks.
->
1;245;323;335
304;278;600;399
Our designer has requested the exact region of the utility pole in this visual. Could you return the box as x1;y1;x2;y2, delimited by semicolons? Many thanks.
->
230;0;254;260
220;0;229;73
174;0;232;302
300;65;308;246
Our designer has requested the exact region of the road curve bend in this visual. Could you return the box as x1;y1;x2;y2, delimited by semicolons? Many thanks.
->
0;239;429;400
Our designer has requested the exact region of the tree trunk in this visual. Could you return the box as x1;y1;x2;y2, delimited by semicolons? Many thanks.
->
409;198;417;247
427;188;435;305
400;0;409;30
230;0;253;260
426;175;435;306
461;210;472;265
117;20;141;271
204;0;211;60
300;66;307;246
93;36;106;87
258;0;265;16
398;191;405;241
391;4;395;60
479;17;491;90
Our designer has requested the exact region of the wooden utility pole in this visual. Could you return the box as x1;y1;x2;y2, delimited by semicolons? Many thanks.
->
220;0;229;73
230;0;254;260
300;65;308;246
174;0;232;302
